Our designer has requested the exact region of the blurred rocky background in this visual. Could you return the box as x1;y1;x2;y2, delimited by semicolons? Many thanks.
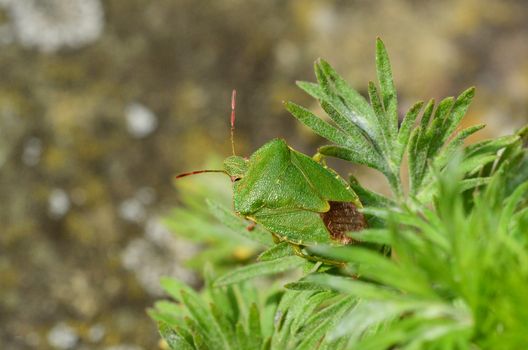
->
0;0;526;349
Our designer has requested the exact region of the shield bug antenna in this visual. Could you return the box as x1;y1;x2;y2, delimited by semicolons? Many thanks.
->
175;169;226;179
230;89;237;156
174;90;239;180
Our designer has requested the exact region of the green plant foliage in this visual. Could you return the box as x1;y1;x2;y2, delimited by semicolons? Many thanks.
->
304;150;528;349
287;38;514;204
150;267;356;350
153;39;528;349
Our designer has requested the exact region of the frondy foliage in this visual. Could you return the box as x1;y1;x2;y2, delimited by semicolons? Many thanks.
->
153;40;528;349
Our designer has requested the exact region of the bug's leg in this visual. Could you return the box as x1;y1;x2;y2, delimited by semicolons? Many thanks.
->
291;244;345;267
246;222;256;231
271;233;283;245
312;152;326;165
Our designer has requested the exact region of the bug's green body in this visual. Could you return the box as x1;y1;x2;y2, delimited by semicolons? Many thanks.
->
223;138;365;246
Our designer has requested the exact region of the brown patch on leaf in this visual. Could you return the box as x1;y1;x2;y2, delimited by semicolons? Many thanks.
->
320;201;367;244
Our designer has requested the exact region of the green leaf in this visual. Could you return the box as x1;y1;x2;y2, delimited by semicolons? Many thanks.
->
441;87;475;142
161;277;198;302
180;290;228;349
297;295;356;349
368;81;392;158
296;81;324;100
316;59;376;128
308;246;433;297
148;302;182;327
349;175;395;208
235;321;250;349
397;101;424;163
291;292;338;334
306;274;401;300
465;135;519;158
375;38;398;139
257;242;294;261
459;154;497;175
285;101;355;148
314;59;379;142
426;97;455;155
318;145;385;173
320;100;378;154
214;256;304;287
433;124;486;169
185;317;210;350
348;228;391;245
284;281;332;291
419;99;435;130
159;322;194;350
247;303;263;349
417;177;491;204
498;181;528;234
207;199;273;247
408;125;424;194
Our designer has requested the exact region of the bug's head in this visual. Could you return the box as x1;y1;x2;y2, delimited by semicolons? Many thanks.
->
223;155;248;182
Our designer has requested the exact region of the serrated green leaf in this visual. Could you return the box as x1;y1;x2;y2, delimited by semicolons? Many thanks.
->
306;274;401;300
419;99;435;130
498;181;528;234
296;80;324;100
397;101;423;163
320;100;378;154
317;59;376;127
465;135;519;158
207;199;273;247
257;242;294;261
284;281;331;291
375;38;398;139
408;126;424;194
210;304;236;349
148;303;182;328
314;60;380;143
440;87;475;144
297;295;356;349
161;277;198;302
185;317;210;350
426;97;455;158
368;81;392;158
204;266;236;322
331;300;424;343
292;292;338;334
159;322;194;350
260;337;271;350
417;177;491;203
433;124;486;169
308;246;433;297
460;154;497;175
285;101;356;149
348;228;391;245
247;303;263;349
180;290;228;350
349;175;394;208
214;256;304;287
235;321;249;349
318;145;385;173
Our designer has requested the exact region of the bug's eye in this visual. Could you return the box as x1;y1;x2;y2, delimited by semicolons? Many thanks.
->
233;177;242;182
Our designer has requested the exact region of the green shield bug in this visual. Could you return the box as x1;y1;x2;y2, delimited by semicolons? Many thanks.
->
177;90;367;260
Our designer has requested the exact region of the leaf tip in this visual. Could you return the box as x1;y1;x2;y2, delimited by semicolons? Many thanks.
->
463;86;476;98
376;37;387;52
